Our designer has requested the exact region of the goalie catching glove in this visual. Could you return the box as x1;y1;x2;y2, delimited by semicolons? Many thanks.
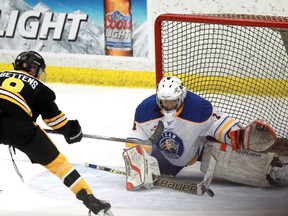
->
123;145;161;190
229;119;277;152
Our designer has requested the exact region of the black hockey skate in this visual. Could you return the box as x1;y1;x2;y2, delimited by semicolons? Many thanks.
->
76;189;111;215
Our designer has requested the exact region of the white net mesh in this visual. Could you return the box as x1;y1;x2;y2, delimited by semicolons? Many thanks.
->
156;14;288;138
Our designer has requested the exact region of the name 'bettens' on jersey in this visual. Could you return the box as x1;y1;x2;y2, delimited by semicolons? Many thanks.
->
0;71;39;89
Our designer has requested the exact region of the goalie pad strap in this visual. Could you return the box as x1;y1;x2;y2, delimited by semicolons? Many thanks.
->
230;130;245;150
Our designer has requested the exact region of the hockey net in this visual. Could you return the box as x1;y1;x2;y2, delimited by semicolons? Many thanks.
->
154;13;288;138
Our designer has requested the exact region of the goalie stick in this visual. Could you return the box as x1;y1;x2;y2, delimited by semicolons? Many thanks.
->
44;121;164;146
84;155;217;197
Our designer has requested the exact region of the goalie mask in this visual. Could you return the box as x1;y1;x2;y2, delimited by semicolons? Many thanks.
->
13;51;46;81
156;76;187;122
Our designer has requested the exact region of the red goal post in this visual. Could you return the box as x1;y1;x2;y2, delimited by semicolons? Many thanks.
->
154;13;288;138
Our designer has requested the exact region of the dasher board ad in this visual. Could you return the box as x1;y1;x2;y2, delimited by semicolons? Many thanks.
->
0;0;148;57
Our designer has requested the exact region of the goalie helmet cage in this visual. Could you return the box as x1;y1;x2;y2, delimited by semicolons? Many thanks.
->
154;13;288;138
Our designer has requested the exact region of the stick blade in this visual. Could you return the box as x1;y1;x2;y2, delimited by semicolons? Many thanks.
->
149;121;164;144
197;155;217;196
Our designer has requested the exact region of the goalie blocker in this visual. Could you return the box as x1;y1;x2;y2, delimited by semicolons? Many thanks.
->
123;145;161;190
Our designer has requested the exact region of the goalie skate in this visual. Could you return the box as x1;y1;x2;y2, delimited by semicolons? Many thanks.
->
268;157;288;185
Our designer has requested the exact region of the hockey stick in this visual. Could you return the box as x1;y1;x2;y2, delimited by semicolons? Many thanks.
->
44;121;164;146
84;163;126;175
84;155;216;197
153;155;216;197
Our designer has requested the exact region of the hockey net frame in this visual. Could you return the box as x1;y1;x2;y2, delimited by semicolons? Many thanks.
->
154;13;288;138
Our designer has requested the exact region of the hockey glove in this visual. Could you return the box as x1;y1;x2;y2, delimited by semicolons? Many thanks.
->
229;119;277;152
56;120;83;144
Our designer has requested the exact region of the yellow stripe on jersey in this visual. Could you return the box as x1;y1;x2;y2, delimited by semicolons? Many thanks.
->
43;112;68;130
0;88;32;116
217;118;236;142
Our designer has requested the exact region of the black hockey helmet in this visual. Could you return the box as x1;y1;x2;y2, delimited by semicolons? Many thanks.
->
13;51;46;80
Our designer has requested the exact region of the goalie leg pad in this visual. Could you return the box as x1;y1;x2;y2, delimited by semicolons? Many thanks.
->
201;141;278;187
122;145;160;190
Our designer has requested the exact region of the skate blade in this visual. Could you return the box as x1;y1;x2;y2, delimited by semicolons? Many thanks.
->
97;208;114;216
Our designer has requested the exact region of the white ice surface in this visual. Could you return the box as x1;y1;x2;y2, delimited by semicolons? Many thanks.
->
0;83;288;216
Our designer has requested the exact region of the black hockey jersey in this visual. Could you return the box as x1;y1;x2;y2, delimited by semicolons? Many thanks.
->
0;70;67;130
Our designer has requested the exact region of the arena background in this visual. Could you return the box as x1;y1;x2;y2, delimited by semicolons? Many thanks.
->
0;0;287;88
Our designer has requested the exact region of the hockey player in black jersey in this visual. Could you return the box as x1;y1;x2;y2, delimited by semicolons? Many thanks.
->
0;51;113;216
